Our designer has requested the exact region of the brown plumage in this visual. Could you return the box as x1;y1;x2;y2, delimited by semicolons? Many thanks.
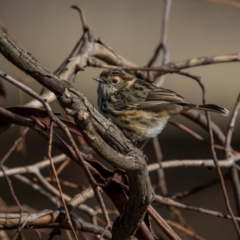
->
94;69;229;142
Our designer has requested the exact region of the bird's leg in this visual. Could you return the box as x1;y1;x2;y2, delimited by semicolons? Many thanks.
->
140;138;151;150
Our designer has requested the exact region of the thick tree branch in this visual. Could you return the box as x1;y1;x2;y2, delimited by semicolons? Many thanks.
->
0;211;112;239
0;30;154;240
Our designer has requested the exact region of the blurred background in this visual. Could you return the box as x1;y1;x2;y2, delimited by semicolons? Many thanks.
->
0;0;239;239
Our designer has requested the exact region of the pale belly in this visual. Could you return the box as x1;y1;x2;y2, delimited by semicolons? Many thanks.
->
145;120;168;138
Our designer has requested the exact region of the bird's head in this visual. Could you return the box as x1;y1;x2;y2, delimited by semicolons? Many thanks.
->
93;69;136;96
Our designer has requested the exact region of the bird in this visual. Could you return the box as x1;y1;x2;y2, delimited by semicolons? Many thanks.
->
93;68;229;143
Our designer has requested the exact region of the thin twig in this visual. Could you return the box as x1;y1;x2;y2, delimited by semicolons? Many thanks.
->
153;136;190;238
0;71;109;236
225;93;240;157
170;174;229;200
147;0;171;68
0;128;29;212
152;137;167;195
147;153;240;170
167;220;205;240
148;206;181;240
206;100;240;235
154;195;240;221
172;70;238;234
225;93;240;216
48;122;78;240
150;0;172;87
54;37;83;75
169;120;225;150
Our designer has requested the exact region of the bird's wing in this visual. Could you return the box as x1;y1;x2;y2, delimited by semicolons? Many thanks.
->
136;87;191;110
146;88;185;102
115;79;190;110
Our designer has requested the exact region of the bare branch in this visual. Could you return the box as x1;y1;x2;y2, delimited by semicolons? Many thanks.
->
0;211;112;239
147;153;240;170
0;29;154;240
154;195;240;222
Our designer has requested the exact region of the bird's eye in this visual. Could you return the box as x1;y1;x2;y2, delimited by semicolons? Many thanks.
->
111;78;119;84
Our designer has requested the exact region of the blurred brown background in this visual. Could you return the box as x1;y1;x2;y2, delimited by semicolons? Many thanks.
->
0;0;239;239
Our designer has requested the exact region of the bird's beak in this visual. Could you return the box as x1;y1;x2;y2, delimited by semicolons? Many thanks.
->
93;77;103;82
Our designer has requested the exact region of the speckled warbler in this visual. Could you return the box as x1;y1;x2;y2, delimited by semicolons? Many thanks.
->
94;69;229;142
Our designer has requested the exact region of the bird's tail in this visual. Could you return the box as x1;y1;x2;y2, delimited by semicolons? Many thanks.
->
195;104;229;116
